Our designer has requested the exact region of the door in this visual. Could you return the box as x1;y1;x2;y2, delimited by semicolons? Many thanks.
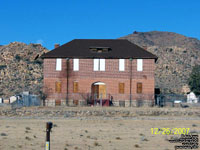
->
92;83;106;99
99;85;106;99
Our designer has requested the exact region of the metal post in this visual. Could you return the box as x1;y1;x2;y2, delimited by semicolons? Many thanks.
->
46;122;53;150
100;94;102;107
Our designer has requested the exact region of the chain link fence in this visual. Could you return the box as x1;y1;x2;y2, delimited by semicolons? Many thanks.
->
11;94;40;109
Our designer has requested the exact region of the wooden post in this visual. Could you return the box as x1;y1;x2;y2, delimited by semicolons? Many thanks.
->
46;122;53;150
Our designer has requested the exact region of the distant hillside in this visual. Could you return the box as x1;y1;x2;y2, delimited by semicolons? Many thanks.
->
120;31;200;94
0;42;48;98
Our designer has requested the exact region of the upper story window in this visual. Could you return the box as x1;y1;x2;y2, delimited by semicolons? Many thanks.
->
73;59;79;71
137;59;143;71
56;58;62;71
93;59;105;71
119;59;125;71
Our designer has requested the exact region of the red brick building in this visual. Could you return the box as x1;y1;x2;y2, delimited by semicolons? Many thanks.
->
42;39;157;106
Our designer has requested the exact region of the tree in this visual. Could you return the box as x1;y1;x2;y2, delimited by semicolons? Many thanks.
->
188;65;200;96
39;86;52;106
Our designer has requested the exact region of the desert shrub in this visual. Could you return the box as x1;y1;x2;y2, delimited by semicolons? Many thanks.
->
0;65;6;70
15;54;21;61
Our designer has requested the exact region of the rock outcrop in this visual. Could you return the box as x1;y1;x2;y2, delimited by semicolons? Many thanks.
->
0;42;48;98
120;31;200;94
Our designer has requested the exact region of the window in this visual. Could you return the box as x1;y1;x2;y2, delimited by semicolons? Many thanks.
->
90;47;111;53
100;59;105;71
119;59;125;71
119;83;125;94
93;59;105;71
137;83;142;93
56;58;62;71
73;81;79;93
55;81;61;93
137;59;143;71
93;59;99;71
73;59;79;71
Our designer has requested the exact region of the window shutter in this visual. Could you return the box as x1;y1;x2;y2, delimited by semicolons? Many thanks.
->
73;59;79;71
93;59;99;71
100;59;105;71
73;82;79;93
119;83;125;94
137;83;142;93
119;59;125;71
56;58;62;71
137;59;143;71
55;82;61;93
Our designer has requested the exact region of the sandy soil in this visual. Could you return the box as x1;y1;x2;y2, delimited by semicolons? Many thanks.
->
0;107;199;150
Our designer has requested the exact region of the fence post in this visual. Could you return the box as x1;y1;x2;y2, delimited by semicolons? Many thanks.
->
46;122;53;150
100;94;102;107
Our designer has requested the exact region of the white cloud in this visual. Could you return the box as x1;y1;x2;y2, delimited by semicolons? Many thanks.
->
36;39;44;45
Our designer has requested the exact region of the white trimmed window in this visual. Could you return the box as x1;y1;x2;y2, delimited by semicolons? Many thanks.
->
93;59;99;71
73;59;79;71
119;59;125;71
93;59;105;71
100;59;105;71
137;59;143;71
56;58;62;71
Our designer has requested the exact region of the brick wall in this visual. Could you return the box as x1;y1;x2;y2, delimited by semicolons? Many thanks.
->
43;58;155;106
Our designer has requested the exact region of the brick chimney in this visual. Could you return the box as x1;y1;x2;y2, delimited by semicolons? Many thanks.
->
142;46;147;50
54;44;60;49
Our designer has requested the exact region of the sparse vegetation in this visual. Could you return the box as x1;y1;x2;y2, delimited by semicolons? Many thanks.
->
25;136;31;141
134;144;140;148
15;54;21;61
0;65;7;70
0;133;7;136
94;141;101;146
26;127;31;130
115;137;122;140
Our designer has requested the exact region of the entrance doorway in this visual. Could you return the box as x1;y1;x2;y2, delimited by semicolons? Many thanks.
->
91;82;106;99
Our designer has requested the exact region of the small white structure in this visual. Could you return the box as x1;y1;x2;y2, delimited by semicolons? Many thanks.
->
0;98;3;103
187;92;198;103
9;96;17;103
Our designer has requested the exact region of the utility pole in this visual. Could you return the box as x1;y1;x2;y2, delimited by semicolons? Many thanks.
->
66;58;69;106
129;58;133;107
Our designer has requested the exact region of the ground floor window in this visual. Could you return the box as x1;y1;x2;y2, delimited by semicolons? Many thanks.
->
119;83;125;94
73;81;79;93
137;82;142;93
55;81;61;93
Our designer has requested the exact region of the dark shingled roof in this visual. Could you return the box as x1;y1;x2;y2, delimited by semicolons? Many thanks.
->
41;39;157;60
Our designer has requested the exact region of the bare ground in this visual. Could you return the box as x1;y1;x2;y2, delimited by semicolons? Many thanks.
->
0;107;199;150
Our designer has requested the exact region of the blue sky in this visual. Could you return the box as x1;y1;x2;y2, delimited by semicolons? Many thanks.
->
0;0;200;50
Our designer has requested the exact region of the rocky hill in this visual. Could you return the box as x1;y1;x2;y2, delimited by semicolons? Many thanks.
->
0;42;48;98
120;31;200;94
